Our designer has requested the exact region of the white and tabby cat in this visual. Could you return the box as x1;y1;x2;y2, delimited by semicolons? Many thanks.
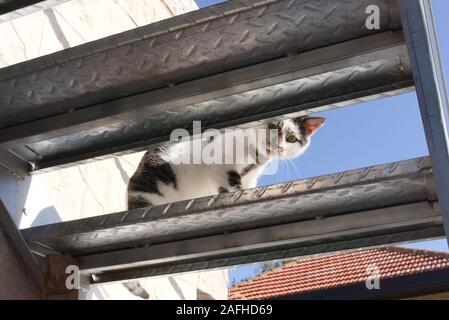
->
124;116;325;299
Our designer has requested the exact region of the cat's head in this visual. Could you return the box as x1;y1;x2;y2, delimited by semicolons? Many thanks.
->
266;116;325;160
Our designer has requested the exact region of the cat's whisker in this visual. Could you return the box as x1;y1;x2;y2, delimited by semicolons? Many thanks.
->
287;158;301;179
278;153;292;184
278;153;300;183
285;159;291;183
280;160;287;184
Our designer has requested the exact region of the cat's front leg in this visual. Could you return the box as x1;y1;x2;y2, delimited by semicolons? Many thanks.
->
218;170;242;193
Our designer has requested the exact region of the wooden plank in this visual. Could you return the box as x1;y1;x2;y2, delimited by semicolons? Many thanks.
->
43;254;79;300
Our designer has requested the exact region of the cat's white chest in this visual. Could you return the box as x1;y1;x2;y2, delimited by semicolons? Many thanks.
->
140;162;260;206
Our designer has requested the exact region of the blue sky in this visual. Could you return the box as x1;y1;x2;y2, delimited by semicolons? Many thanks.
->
194;0;449;284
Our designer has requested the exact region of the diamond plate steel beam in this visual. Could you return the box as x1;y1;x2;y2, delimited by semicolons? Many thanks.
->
92;226;444;284
0;0;401;128
87;202;443;283
1;31;412;173
22;157;438;258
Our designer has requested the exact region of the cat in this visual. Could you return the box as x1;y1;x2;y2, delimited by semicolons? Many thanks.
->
124;116;325;299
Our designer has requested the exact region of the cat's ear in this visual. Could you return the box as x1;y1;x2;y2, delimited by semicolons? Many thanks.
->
301;116;325;136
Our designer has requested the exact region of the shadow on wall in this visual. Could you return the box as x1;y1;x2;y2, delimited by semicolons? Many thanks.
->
0;167;31;227
0;166;63;228
31;206;61;226
0;166;106;300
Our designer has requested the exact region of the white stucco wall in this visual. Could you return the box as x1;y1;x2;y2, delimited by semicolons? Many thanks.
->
0;0;228;300
0;0;199;67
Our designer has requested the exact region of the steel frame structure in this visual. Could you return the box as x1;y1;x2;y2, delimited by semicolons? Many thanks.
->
0;0;448;294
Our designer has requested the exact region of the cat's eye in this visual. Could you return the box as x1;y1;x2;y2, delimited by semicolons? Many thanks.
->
286;134;298;143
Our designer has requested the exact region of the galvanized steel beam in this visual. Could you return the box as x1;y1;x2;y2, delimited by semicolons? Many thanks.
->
21;157;442;283
1;31;412;172
87;202;443;283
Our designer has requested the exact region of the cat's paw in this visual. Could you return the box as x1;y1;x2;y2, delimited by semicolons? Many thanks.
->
216;171;242;194
227;170;242;190
218;186;228;193
218;185;241;194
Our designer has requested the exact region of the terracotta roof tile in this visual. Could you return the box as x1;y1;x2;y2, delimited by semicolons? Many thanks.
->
229;247;449;300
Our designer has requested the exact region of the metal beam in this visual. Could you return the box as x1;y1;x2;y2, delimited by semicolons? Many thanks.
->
1;31;413;173
0;149;30;179
20;157;442;282
399;0;449;245
22;156;435;255
0;0;401;128
87;202;443;283
0;31;408;147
